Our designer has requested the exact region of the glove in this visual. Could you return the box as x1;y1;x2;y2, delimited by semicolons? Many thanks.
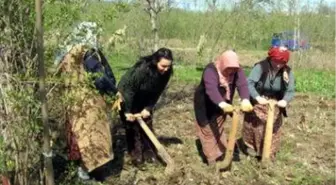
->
218;101;234;113
277;100;287;108
111;92;123;111
125;113;136;122
240;99;253;112
255;96;269;105
140;109;151;119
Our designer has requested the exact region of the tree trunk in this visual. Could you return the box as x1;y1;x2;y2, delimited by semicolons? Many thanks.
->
149;3;159;51
296;10;302;68
206;0;217;11
35;0;55;184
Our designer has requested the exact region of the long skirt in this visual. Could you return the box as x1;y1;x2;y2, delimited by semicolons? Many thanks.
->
66;95;113;172
1;175;10;185
242;103;283;160
61;44;113;172
195;115;227;163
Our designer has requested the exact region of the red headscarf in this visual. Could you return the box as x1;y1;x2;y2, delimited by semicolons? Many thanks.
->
268;46;290;64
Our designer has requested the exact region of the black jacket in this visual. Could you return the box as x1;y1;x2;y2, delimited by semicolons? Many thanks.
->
117;59;172;114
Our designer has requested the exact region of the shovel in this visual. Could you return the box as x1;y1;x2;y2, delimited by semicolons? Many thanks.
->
217;107;240;171
261;100;277;165
134;115;175;174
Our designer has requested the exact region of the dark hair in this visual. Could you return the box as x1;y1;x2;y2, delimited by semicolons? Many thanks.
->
126;48;173;91
142;47;173;66
135;47;174;74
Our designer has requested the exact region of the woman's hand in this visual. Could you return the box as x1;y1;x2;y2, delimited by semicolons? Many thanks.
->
125;113;136;122
240;99;253;112
218;102;234;113
140;109;151;119
255;96;269;105
277;100;287;108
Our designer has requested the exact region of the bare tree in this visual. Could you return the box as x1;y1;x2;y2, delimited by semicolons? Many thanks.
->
166;0;174;8
143;0;166;51
35;0;55;184
287;0;298;16
206;0;217;11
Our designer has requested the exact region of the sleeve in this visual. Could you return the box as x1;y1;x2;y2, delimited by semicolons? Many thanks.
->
282;70;295;102
145;76;171;112
117;65;145;113
203;67;224;105
94;75;118;95
247;64;263;99
235;68;250;100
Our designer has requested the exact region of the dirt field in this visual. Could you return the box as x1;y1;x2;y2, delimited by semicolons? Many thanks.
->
48;46;335;184
99;83;335;185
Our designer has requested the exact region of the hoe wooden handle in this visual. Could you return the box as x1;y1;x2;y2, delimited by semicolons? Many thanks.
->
218;108;240;170
136;117;174;173
261;100;277;163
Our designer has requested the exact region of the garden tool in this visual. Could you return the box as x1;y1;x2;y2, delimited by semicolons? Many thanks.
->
134;114;175;174
217;107;240;171
261;100;277;165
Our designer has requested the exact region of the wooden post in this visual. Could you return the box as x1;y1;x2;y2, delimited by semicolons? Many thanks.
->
35;0;55;184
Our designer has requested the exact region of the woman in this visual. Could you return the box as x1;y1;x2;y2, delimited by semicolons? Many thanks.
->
59;45;114;181
117;47;173;166
193;50;253;166
242;46;295;161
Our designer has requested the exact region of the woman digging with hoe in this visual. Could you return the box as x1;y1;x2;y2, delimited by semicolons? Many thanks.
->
117;48;174;167
193;50;253;167
242;46;295;162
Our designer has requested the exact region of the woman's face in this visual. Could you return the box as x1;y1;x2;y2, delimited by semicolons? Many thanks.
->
271;61;286;70
222;67;238;76
157;58;172;74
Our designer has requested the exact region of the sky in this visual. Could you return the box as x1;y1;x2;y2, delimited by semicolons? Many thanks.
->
105;0;335;12
171;0;336;12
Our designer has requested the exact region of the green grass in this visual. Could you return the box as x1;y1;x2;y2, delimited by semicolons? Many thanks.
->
172;65;203;83
294;69;335;98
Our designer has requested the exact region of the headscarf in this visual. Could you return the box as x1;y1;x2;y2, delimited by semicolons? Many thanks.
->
54;21;102;65
213;50;240;100
268;46;290;64
268;46;291;83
